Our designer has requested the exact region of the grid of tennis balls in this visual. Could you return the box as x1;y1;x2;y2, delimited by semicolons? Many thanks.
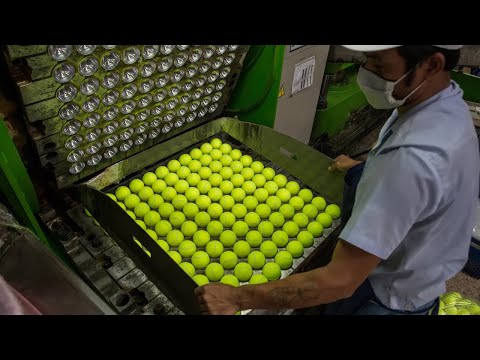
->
106;137;341;286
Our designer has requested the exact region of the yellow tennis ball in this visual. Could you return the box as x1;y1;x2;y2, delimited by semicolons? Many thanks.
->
138;187;154;202
297;231;314;248
156;239;169;252
285;181;300;195
161;187;177;201
148;194;164;209
219;166;234;180
155;220;172;237
219;143;232;154
273;174;288;188
269;212;285;228
185;187;201;202
283;221;300;237
252;174;267;188
207;203;224;219
169;211;186;228
199;154;212;167
134;203;150;218
207;220;224;237
193;274;209;286
246;230;263;247
186;173;201;187
264;181;279;196
254;188;269;203
325;204;341;219
219;212;236;228
293;213;309;228
286;240;304;258
179;153;193;166
251;161;264;174
168;159;181;172
262;167;275;180
152;179;167;194
219;180;234;195
168;250;182;264
188;160;202;172
197;180;212;195
234;262;253;282
233;241;251;258
172;194;188;210
190;148;203;160
219;195;235;211
243;196;258;211
198;166;212;180
142;172;157;186
181;221;198;237
307;221;324;237
166;230;184;246
115;186;131;201
205;263;224;282
231;188;246;203
219;230;237;247
179;262;196;277
316;213;333;228
289;196;304;211
164;173;179;186
144;211;161;227
250;274;269;284
210;138;223;149
158;203;175;218
210;149;223;160
129;179;145;193
262;262;282;280
271;230;289;247
208;188;223;202
279;204;295;219
298;189;313;203
242;181;257;195
124;194;141;209
240;155;253;167
229;149;242;160
241;167;255;181
193;230;211;247
232;221;249;237
194;211;211;228
275;251;293;270
230;161;244;174
247;251;266;269
220;274;239;287
220;251;238;269
178;240;197;258
302;204;318;220
155;166;169;179
183;203;200;218
258;221;274;237
231;173;245;187
174;179;190;194
209;174;223;187
196;195;212;210
244;212;261;227
219;154;233;167
256;204;272;219
231;204;247;219
260;241;278;258
191;251;210;270
311;196;327;211
209;160;223;173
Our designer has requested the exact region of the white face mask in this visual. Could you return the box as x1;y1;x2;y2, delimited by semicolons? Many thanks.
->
356;65;425;109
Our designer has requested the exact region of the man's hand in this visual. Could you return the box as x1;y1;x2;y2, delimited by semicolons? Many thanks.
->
195;283;239;315
328;155;362;172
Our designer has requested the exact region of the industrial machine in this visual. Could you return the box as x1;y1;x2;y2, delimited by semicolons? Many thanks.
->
227;45;330;144
0;45;345;315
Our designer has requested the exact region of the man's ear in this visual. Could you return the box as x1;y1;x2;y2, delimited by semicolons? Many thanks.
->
424;52;446;79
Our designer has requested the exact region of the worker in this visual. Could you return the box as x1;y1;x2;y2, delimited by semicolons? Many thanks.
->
195;45;480;315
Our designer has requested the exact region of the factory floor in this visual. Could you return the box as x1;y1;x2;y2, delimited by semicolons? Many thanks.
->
354;121;480;302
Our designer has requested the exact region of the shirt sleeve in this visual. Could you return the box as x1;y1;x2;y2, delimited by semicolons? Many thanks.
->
339;147;442;260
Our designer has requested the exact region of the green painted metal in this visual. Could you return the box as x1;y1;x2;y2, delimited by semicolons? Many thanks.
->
227;45;285;128
451;71;480;103
0;118;48;245
312;65;368;138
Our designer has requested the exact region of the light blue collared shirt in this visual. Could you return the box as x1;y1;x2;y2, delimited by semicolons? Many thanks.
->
340;81;480;310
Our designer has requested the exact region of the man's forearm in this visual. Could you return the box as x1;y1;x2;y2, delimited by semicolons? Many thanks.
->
232;267;352;311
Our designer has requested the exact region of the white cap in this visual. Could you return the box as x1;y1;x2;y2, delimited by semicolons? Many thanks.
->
342;45;463;51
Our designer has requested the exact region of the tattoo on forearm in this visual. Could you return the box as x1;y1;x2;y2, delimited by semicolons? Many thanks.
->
267;283;318;308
